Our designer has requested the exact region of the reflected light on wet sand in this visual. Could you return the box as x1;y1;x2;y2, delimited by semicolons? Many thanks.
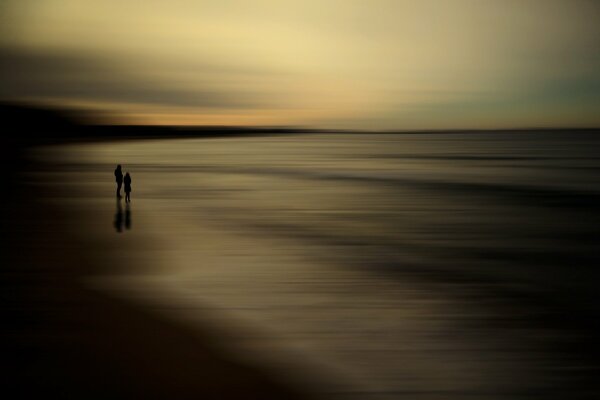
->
31;132;600;399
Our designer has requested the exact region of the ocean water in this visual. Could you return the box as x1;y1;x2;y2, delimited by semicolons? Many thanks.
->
33;132;600;399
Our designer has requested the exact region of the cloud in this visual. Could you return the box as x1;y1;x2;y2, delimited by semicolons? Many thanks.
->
0;47;268;109
2;1;600;127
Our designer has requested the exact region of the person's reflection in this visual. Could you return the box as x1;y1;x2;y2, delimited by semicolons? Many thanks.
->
125;203;132;230
114;198;123;233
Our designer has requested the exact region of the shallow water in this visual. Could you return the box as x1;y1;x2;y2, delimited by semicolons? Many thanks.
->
33;132;600;399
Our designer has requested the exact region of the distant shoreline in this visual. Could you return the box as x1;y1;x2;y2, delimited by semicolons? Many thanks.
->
3;102;599;148
14;124;600;149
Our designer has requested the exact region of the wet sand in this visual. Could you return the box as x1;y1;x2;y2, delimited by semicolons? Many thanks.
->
1;148;315;399
4;131;599;399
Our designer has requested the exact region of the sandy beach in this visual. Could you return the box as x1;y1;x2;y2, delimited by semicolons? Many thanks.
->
4;131;597;399
1;142;316;400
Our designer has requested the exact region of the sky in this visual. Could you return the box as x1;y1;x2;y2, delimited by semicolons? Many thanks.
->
1;0;599;129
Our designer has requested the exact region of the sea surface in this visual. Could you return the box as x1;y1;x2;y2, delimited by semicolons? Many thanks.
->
31;132;600;399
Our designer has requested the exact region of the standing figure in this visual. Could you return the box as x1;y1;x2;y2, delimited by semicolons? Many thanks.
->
124;172;132;203
114;165;123;198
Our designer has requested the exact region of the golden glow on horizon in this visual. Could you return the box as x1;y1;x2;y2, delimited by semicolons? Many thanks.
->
1;0;599;128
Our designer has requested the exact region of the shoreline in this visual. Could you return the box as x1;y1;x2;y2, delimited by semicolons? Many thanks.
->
1;145;317;399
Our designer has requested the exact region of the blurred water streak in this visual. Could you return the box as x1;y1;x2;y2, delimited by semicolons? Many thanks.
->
33;132;600;399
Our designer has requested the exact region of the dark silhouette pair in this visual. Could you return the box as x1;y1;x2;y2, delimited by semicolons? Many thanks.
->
114;165;132;202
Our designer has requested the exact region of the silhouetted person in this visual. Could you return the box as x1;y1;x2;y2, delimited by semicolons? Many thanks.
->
124;172;132;203
114;165;123;198
114;198;123;232
125;203;132;230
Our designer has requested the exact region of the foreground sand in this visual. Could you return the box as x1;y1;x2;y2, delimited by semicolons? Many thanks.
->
1;152;314;399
